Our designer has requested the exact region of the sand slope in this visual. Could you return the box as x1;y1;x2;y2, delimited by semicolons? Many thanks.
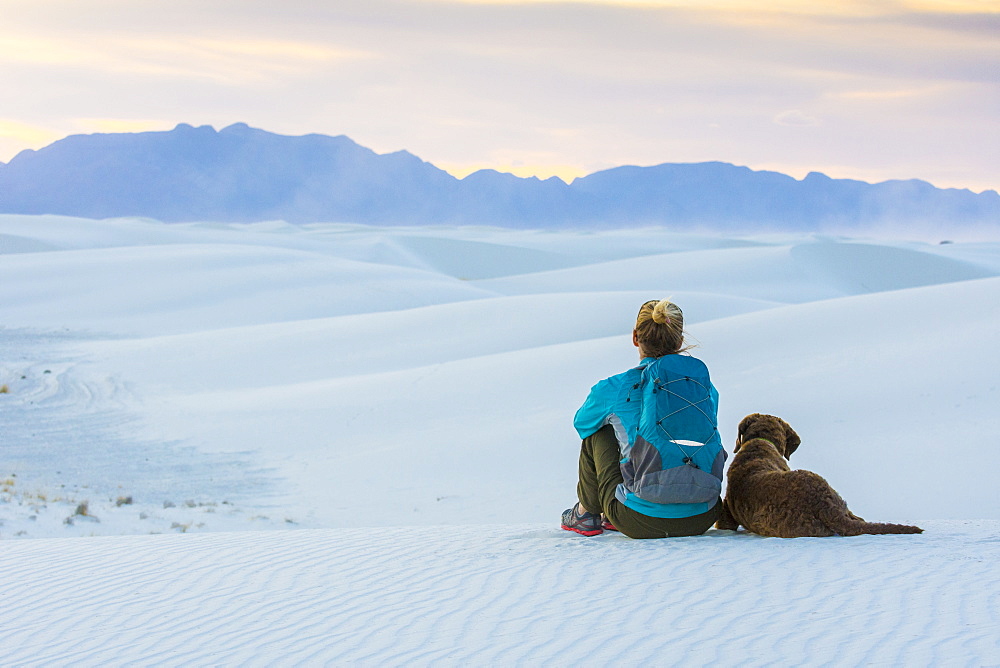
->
2;216;999;534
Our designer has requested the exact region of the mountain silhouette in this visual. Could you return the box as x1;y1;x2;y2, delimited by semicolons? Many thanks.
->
1;122;996;229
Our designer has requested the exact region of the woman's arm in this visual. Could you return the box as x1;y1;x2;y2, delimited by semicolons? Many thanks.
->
572;377;617;439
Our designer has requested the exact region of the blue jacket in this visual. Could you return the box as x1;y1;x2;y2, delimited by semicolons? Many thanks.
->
574;354;725;518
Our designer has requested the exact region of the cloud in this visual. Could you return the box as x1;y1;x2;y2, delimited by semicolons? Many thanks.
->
826;84;951;101
0;33;370;85
443;0;999;17
774;110;822;127
0;0;995;190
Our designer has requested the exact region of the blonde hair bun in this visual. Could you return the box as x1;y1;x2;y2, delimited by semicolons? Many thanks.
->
652;299;674;325
635;298;689;356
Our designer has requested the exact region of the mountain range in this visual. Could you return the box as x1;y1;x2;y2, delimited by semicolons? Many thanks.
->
1;122;997;230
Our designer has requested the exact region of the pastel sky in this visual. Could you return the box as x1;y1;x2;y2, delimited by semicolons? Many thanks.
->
1;0;998;191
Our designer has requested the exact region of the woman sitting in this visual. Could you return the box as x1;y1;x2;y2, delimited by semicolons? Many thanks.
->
562;299;726;538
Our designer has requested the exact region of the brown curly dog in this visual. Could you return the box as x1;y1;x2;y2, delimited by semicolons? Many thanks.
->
716;413;922;537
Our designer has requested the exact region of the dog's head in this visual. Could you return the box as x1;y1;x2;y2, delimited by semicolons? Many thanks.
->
735;413;801;459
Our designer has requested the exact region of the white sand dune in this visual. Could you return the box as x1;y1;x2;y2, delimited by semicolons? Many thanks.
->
1;522;997;665
0;243;495;336
1;214;999;664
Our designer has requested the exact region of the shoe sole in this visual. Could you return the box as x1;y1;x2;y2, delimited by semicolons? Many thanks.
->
561;524;603;537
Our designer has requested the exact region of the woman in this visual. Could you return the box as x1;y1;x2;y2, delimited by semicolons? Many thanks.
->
562;299;726;538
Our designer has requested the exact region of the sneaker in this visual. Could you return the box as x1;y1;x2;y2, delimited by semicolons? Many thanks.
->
561;503;603;536
601;517;619;532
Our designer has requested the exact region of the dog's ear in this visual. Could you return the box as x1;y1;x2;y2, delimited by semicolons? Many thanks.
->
735;414;757;453
737;413;762;442
781;420;801;459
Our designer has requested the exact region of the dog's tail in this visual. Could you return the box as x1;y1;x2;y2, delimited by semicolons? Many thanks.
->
814;490;924;536
838;519;923;535
820;511;923;535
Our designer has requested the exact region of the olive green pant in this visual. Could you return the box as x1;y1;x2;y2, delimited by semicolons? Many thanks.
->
577;424;720;539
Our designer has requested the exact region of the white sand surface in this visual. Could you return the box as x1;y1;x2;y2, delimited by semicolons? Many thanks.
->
1;521;997;665
1;214;998;664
